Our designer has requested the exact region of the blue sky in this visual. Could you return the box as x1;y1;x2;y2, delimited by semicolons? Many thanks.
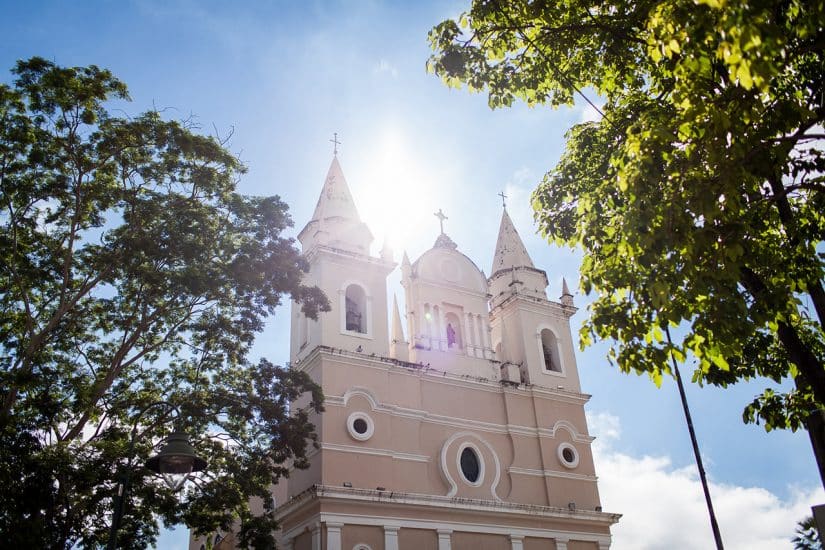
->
2;1;821;548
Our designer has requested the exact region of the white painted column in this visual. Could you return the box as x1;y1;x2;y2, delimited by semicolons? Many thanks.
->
555;538;569;550
476;314;485;357
482;316;493;358
384;525;400;550
337;289;346;333
437;528;452;550
326;522;343;550
434;306;443;351
510;535;524;550
463;313;473;354
598;540;611;550
310;522;321;550
365;295;374;337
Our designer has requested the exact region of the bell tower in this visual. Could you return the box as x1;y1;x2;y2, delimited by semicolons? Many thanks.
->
289;155;395;363
488;207;582;390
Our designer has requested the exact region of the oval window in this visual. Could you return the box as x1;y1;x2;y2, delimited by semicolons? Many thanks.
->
460;447;481;483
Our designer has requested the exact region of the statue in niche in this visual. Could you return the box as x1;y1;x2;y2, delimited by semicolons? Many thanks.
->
446;323;457;348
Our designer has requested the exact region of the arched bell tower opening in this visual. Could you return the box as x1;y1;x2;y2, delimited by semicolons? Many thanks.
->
540;328;562;373
344;284;367;334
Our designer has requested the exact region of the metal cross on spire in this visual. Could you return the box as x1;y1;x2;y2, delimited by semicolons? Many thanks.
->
434;208;448;234
330;132;341;156
498;191;507;209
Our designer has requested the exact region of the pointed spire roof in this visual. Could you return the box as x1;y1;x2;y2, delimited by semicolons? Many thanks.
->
299;155;373;254
391;294;406;343
491;208;535;274
310;156;362;224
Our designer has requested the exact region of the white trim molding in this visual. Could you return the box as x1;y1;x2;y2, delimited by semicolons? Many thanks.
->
557;442;580;469
456;441;485;487
346;411;375;441
439;431;502;501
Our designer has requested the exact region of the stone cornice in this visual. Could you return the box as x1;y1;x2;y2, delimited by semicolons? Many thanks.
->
292;345;591;404
276;484;621;532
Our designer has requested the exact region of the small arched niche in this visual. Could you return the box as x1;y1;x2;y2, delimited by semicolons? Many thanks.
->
540;328;562;373
344;284;367;334
444;312;463;350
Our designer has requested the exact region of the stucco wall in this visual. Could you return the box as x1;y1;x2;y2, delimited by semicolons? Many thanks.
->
452;531;510;550
399;528;438;550
342;524;384;550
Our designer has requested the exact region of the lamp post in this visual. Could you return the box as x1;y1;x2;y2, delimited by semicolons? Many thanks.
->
106;402;207;550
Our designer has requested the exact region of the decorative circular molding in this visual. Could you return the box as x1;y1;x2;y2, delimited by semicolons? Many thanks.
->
456;442;485;487
347;411;374;441
353;545;373;550
439;431;502;501
557;442;580;469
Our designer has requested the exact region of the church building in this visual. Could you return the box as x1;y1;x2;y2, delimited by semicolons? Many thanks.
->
203;153;619;549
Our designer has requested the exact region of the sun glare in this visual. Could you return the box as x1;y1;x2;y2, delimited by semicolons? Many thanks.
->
353;128;441;256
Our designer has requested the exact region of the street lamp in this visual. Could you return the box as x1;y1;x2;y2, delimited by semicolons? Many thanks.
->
146;426;208;491
107;402;207;550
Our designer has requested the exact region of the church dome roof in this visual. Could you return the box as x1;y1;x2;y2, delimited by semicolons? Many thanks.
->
410;233;487;294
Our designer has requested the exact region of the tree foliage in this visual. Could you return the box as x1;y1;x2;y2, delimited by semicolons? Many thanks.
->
793;515;822;549
0;57;329;548
429;0;825;430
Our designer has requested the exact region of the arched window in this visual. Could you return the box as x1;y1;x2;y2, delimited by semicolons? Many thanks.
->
444;312;462;349
540;329;562;372
345;284;366;333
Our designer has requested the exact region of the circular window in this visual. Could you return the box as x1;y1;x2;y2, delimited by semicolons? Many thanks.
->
347;412;374;441
353;417;368;434
557;442;580;469
457;443;484;486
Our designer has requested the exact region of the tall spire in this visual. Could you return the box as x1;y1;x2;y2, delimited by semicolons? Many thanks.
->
390;294;409;361
310;156;362;224
491;208;535;275
561;277;575;307
391;295;405;343
298;155;373;254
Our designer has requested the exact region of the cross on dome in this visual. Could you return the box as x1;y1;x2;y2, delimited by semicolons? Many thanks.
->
498;191;507;209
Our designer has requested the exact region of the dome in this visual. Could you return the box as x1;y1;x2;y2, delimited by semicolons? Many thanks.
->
411;235;487;294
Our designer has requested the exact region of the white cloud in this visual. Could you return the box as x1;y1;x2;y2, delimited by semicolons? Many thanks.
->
374;58;398;78
579;102;604;123
588;411;822;550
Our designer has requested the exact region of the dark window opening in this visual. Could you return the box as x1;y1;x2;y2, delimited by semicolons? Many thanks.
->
562;447;576;463
353;417;368;434
541;329;561;372
345;285;366;333
460;447;480;483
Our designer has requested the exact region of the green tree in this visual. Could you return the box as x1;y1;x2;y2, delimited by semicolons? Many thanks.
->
428;1;825;432
0;58;329;548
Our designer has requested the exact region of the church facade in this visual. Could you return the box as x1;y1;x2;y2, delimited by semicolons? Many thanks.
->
205;155;619;550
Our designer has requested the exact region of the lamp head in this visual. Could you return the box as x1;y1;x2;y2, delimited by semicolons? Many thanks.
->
145;428;206;491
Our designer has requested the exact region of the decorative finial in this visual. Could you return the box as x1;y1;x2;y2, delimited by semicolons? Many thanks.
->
498;191;507;209
434;208;448;234
330;132;341;156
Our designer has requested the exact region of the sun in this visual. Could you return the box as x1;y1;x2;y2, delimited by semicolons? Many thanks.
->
352;127;442;255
